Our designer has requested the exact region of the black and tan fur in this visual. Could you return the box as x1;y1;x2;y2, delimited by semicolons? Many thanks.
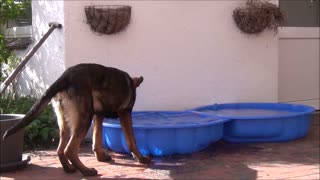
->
3;63;150;176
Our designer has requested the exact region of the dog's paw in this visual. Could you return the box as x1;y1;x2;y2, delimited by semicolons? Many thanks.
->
138;156;151;164
63;164;77;173
81;168;98;176
96;152;112;162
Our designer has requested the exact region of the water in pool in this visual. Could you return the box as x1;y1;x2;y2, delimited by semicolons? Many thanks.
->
200;109;298;117
103;111;225;128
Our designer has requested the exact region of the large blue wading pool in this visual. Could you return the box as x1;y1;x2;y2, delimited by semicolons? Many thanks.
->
192;103;316;143
102;111;229;156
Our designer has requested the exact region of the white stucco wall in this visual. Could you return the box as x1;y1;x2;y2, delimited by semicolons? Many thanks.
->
16;1;65;97
64;1;279;111
64;1;278;110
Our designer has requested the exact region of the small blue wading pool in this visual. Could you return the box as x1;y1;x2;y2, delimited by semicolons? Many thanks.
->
192;103;316;143
102;111;229;156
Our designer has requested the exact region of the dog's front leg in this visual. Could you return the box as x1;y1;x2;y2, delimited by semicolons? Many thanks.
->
92;115;112;162
118;111;151;164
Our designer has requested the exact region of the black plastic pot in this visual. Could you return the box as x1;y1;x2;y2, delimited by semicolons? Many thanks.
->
0;114;30;172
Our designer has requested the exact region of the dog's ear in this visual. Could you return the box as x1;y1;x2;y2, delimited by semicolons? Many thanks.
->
132;76;144;88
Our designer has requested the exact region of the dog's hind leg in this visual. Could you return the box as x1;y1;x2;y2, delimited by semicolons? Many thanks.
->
52;97;76;173
92;115;112;162
63;95;97;176
66;135;97;176
57;126;76;173
64;117;97;176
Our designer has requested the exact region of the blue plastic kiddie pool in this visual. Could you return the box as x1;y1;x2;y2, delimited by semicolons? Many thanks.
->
192;103;316;143
102;111;229;156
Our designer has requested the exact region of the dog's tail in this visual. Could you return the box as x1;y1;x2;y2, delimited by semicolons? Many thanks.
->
2;75;68;140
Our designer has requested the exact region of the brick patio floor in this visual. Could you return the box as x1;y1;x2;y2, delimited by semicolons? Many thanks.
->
1;112;319;179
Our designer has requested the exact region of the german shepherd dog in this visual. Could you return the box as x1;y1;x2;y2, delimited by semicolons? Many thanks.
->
3;63;150;176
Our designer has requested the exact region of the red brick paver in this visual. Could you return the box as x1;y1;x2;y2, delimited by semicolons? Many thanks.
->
1;113;319;179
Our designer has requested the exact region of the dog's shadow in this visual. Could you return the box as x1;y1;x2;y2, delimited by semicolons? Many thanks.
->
1;164;70;178
107;142;261;179
1;163;148;179
101;144;258;179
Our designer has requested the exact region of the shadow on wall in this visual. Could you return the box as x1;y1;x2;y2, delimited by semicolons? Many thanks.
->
15;0;65;98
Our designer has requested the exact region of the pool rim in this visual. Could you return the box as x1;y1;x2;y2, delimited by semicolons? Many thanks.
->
191;102;316;120
102;111;230;129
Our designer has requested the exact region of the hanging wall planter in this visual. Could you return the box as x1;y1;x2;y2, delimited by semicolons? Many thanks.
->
233;0;284;34
85;5;131;35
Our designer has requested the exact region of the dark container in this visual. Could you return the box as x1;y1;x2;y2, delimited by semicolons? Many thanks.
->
0;114;29;172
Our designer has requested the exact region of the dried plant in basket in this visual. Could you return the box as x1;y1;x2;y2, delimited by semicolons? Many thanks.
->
233;0;284;34
85;5;131;34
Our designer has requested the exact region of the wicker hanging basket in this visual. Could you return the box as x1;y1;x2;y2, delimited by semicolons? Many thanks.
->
233;0;283;34
85;5;131;34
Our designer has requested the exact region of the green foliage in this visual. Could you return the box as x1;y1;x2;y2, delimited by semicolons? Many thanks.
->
0;0;56;150
0;97;59;150
0;35;12;63
0;0;31;81
0;45;19;83
0;0;31;24
0;0;20;24
0;34;13;81
0;1;54;150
